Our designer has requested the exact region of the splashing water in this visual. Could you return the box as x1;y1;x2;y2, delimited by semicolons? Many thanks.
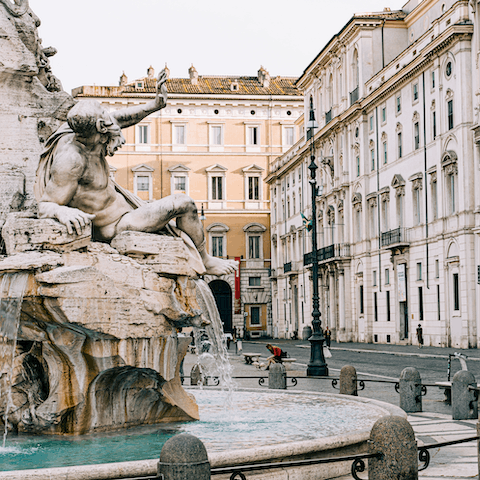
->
0;272;29;447
192;279;235;408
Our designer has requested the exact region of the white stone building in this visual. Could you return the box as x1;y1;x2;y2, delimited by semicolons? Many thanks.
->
267;0;480;348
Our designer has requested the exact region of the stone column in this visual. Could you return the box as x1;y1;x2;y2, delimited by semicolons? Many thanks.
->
339;365;357;396
338;269;345;331
269;363;286;389
452;370;478;420
368;416;418;480
158;433;211;480
329;270;335;329
399;367;423;413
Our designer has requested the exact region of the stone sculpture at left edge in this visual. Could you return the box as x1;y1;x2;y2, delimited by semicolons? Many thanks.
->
0;1;226;435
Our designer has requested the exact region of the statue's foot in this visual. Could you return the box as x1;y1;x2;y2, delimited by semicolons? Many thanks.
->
202;254;238;276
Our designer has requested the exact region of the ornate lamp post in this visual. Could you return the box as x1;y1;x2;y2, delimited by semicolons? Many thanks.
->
306;97;328;377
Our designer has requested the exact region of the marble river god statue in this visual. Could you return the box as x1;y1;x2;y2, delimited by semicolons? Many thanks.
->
0;0;235;436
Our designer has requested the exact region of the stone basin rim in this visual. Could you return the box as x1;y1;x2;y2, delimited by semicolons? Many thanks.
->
0;388;406;480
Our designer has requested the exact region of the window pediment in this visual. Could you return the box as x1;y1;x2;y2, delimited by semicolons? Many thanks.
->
352;192;362;205
206;223;229;233
168;164;191;173
391;174;405;188
242;164;264;174
132;164;155;172
441;150;457;167
243;223;267;233
206;164;228;173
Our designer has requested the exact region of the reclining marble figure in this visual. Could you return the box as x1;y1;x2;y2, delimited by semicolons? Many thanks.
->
34;69;237;276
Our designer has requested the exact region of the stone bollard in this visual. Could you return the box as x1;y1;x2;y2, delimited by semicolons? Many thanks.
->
190;364;207;386
339;365;358;396
268;362;286;389
399;367;423;413
452;370;478;420
158;433;210;480
368;415;418;480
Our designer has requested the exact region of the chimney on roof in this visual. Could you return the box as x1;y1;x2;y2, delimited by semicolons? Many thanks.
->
189;64;199;85
147;66;155;79
383;7;391;11
258;66;270;88
119;71;128;86
164;63;170;79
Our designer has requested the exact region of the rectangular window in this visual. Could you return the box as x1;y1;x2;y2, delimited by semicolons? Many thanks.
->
211;126;222;145
137;176;149;191
371;149;375;171
419;286;424;321
373;270;377;287
250;306;261;325
413;83;419;101
437;284;441;320
396;95;401;113
374;292;378;321
414;122;420;150
138;125;148;144
356;156;360;177
448;100;454;130
453;273;459;311
435;259;439;278
284;127;294;145
387;290;391;322
212;236;224;257
417;262;422;281
432;70;435;89
369;115;373;131
432;111;436;139
385;268;390;285
212;176;223;200
382;106;386;123
359;285;364;314
248;176;260;200
386;334;391;343
383;141;387;164
432;180;438;219
249;277;261;287
174;125;185;144
174;176;186;192
449;174;455;213
398;132;402;158
247;126;259;145
249;236;260;259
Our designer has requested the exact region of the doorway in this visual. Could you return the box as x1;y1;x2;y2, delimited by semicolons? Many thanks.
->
209;280;233;333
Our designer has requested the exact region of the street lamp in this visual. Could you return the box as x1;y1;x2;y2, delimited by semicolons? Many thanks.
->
306;97;328;377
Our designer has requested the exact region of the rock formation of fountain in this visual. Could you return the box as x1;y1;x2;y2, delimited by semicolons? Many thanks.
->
0;0;216;436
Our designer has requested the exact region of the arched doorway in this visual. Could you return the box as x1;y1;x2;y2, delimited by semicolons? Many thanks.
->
209;280;233;333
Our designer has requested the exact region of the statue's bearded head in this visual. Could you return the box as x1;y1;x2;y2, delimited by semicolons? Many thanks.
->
67;100;125;156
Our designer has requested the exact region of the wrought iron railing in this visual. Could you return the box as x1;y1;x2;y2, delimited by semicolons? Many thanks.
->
350;86;359;104
303;243;351;266
381;227;407;247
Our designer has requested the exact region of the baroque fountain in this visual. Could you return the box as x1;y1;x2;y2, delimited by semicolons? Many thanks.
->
0;2;404;478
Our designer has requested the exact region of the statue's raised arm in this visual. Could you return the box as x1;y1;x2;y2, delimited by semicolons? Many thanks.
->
112;69;168;129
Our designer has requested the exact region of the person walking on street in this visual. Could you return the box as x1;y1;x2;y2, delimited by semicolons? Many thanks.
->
324;326;331;348
416;324;424;348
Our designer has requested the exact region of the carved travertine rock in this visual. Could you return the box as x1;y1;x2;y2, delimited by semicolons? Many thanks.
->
111;231;202;277
2;213;91;255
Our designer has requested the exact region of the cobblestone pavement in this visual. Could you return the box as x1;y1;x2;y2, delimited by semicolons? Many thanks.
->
183;340;479;479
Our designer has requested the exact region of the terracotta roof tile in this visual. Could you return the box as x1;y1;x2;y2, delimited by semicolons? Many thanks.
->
123;76;301;96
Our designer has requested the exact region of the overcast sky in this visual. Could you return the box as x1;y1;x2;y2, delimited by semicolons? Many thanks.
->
31;0;406;93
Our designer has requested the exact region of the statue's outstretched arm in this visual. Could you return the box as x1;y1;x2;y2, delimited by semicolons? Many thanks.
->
113;69;168;129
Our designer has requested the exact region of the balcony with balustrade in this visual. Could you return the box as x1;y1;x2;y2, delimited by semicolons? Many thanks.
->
381;227;409;254
303;243;351;267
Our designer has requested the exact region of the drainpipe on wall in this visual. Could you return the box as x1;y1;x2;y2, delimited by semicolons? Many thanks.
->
422;72;430;289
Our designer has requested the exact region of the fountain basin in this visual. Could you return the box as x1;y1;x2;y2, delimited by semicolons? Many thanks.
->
0;388;405;480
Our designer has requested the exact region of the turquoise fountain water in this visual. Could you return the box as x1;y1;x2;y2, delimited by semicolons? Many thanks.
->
0;389;390;471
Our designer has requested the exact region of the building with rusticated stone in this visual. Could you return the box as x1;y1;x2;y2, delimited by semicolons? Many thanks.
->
267;0;480;348
72;67;303;337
